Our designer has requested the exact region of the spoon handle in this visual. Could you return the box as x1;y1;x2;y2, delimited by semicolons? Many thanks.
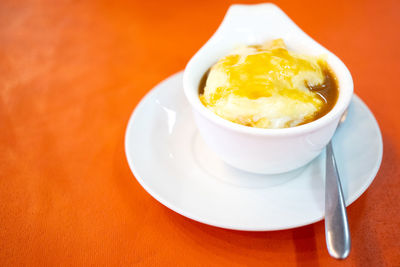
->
325;141;351;259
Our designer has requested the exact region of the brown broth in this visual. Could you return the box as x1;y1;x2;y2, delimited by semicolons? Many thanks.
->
301;64;339;125
198;68;209;95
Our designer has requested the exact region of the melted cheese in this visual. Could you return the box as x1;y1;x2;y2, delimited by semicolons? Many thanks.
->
200;39;328;128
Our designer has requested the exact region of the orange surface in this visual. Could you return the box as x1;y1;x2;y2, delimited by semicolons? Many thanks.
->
1;0;399;265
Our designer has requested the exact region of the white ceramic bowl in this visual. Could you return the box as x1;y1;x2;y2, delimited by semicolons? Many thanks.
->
183;3;353;174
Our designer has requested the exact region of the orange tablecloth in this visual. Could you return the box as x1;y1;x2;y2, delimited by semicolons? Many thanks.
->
1;0;399;265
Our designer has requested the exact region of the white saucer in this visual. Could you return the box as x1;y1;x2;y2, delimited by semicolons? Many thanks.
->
125;72;383;231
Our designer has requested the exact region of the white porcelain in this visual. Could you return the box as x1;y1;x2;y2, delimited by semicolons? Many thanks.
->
183;3;354;174
124;71;382;231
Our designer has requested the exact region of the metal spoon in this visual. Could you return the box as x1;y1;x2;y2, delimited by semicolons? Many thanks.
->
325;111;351;259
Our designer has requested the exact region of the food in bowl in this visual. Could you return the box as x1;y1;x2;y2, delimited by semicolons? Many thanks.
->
199;39;338;129
184;4;354;174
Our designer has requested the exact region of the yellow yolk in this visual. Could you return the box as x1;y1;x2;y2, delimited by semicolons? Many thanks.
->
200;39;330;129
